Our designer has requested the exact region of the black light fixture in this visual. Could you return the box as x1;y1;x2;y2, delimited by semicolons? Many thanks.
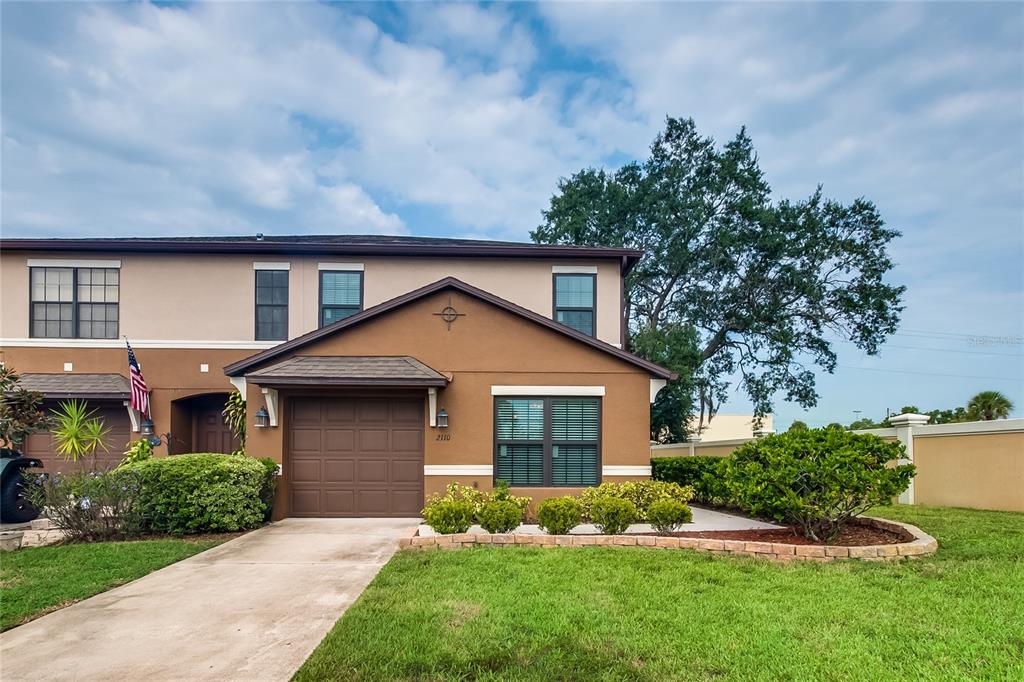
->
254;406;270;429
436;408;449;429
140;417;162;446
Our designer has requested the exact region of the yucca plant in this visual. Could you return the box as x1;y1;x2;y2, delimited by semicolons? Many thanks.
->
51;400;111;467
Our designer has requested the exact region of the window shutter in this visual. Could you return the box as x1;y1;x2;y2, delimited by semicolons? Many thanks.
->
551;399;599;441
321;272;361;306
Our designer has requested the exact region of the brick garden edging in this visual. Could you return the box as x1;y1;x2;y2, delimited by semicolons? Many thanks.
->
398;517;938;562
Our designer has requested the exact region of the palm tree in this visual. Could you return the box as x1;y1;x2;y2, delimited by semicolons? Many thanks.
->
966;391;1014;421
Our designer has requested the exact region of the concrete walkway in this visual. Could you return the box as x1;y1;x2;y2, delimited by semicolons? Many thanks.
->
0;518;418;682
418;504;781;536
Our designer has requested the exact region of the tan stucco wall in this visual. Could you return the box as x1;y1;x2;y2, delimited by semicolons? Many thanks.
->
2;251;622;346
688;414;774;441
650;441;749;459
242;289;652;518
913;432;1024;512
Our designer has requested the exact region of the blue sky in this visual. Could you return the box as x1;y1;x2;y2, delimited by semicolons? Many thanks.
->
2;1;1022;426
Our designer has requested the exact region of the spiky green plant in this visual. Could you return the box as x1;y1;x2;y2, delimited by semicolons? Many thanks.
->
51;400;111;466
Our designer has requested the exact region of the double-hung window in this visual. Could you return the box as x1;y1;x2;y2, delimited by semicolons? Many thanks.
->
255;269;289;341
319;271;362;327
553;273;596;336
494;397;600;486
30;267;119;339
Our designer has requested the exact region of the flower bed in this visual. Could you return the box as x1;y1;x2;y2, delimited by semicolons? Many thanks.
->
399;517;938;562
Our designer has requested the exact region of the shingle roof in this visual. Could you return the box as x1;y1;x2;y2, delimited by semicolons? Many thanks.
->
244;356;449;387
17;374;130;399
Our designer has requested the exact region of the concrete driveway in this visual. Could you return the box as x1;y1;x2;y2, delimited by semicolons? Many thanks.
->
0;518;418;682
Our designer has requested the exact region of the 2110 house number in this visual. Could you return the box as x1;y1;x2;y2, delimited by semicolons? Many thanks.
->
436;433;451;441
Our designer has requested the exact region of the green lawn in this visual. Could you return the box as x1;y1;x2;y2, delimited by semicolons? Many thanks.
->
296;506;1024;681
0;537;225;631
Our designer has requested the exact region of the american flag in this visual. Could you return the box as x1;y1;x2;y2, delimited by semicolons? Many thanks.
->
126;340;150;417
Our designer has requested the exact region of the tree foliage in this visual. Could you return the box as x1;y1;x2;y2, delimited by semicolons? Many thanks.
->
0;366;51;449
966;391;1014;421
533;117;905;439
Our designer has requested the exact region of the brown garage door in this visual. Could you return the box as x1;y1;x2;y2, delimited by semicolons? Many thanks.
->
24;401;132;473
288;396;424;517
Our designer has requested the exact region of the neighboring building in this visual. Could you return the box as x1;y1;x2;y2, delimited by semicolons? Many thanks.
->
0;235;673;517
688;413;774;442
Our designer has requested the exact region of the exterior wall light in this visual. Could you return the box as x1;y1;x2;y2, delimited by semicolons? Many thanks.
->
254;407;270;429
436;408;449;429
140;417;162;447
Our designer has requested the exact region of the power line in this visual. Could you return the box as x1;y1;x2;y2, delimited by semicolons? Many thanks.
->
836;364;1022;382
844;342;1024;358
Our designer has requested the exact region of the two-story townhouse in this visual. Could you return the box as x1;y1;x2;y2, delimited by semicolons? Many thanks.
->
0;235;673;518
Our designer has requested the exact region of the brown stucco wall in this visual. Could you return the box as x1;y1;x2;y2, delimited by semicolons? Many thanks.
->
913;432;1024;512
0;346;250;450
241;289;653;518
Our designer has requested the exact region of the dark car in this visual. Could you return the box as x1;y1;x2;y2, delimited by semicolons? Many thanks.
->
0;448;43;524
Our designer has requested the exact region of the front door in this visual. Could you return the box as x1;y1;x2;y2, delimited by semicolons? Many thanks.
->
288;396;424;517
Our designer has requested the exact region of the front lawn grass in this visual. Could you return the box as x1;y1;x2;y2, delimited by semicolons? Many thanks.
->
0;537;225;631
296;506;1024;681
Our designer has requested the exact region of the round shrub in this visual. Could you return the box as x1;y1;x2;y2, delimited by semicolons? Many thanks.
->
477;499;523;534
421;498;474;534
590;496;637;535
721;429;914;542
579;481;693;522
536;496;582;535
124;453;274;534
651;456;727;504
646;498;692;534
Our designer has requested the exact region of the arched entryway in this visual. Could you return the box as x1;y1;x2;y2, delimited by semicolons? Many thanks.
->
169;393;240;454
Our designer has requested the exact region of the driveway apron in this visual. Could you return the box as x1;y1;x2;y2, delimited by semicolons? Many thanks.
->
0;518;418;681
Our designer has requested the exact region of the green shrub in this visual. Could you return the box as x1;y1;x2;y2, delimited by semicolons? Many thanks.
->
651;456;728;504
255;457;279;521
579;481;693;522
477;499;523;533
25;468;144;541
123;454;272;534
421;498;475;534
590;496;637;535
721;429;914;542
536;496;582;535
646;498;692;534
119;439;153;467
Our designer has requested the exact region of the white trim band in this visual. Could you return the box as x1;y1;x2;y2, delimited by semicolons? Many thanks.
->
0;338;278;350
491;385;605;396
27;258;121;268
552;265;598;274
424;465;493;476
253;261;290;271
318;262;364;271
603;465;652;477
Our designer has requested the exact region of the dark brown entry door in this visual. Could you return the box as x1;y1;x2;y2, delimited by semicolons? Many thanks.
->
192;395;239;454
289;396;424;517
24;401;132;473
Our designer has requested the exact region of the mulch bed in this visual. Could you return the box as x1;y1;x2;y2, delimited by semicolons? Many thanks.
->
648;523;904;546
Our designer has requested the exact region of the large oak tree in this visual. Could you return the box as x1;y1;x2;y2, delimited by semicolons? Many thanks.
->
533;117;905;441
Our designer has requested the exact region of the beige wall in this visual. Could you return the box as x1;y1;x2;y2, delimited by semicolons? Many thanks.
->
243;289;652;518
1;251;622;346
913;431;1024;512
689;414;774;441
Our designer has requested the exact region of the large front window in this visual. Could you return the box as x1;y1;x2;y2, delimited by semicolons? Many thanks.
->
30;267;119;339
319;271;362;327
255;269;288;341
494;397;600;486
553;274;595;336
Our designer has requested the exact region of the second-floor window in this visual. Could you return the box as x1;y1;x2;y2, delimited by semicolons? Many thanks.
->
30;267;119;339
255;270;288;341
553;273;596;336
319;271;363;327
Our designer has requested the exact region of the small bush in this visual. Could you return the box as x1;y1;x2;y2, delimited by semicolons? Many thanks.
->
255;457;279;521
651;456;728;504
590;496;637;535
477;499;523;533
536;496;582;535
647;498;692;534
579;481;693;522
422;498;475;534
26;469;144;541
124;454;272;534
428;482;531;518
119;439;153;467
721;429;914;542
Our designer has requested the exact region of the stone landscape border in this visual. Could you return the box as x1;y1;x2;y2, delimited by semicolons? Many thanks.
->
398;517;938;561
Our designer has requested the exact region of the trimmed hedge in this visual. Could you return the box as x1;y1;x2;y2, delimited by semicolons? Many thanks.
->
124;454;276;534
578;481;693;522
651;456;727;504
537;496;582;535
